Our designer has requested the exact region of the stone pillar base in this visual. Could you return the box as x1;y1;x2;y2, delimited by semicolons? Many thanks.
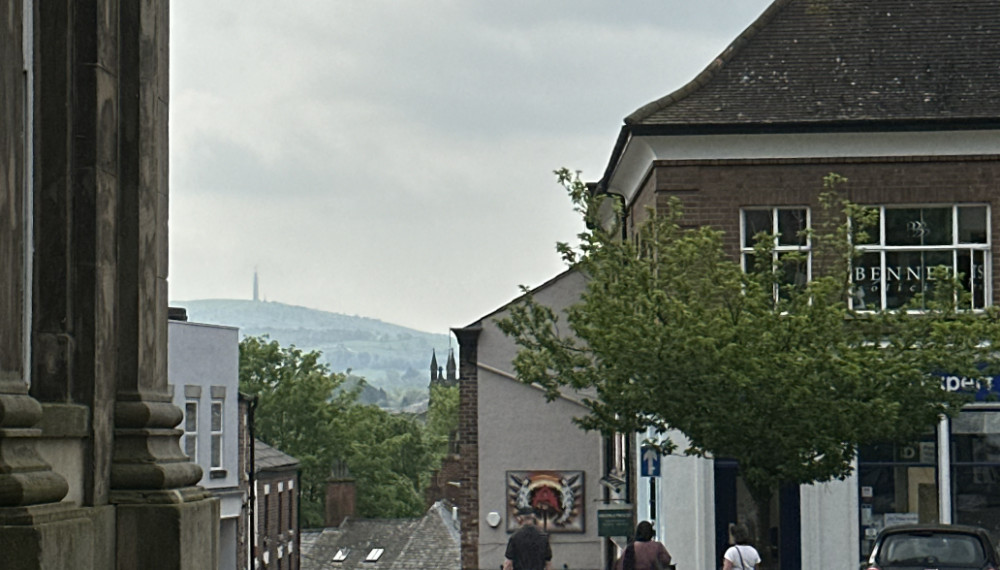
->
115;494;219;570
0;502;108;570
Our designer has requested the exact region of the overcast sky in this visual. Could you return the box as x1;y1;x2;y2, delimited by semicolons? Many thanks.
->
168;0;775;334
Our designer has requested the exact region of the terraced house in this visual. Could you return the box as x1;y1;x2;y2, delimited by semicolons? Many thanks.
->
454;1;1000;569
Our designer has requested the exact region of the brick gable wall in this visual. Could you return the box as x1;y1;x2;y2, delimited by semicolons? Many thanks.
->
454;326;482;569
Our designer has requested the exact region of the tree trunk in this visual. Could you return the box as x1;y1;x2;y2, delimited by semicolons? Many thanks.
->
749;485;776;570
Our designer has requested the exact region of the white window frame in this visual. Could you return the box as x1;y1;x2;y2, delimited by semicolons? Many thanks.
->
740;207;812;297
183;400;198;462
210;399;223;469
852;204;991;311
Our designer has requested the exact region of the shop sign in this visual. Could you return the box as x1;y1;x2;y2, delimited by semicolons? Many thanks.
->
941;374;1000;401
597;507;634;537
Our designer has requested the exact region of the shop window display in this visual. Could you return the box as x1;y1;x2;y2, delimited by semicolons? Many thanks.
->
858;437;939;559
951;409;1000;543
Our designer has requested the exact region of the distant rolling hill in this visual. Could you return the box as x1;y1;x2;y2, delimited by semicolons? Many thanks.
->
172;299;453;399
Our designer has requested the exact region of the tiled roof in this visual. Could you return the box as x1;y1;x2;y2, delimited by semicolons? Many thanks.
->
300;502;460;570
628;0;1000;127
254;439;300;473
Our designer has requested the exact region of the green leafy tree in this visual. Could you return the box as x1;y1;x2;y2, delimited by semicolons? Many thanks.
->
239;336;359;527
499;170;1000;558
240;336;442;524
424;383;459;472
426;385;459;450
341;405;433;517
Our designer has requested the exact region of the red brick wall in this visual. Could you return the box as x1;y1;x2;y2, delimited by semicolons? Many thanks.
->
454;325;482;570
255;471;299;570
640;156;1000;302
324;479;356;527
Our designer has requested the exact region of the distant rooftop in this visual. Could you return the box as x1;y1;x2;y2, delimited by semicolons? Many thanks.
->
299;501;460;570
255;440;300;473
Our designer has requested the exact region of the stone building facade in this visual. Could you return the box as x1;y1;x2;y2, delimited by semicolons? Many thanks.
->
0;1;218;568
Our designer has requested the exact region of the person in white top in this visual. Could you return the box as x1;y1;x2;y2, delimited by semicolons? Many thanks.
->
723;524;762;570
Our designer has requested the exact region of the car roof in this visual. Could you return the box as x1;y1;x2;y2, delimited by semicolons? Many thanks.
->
878;524;992;536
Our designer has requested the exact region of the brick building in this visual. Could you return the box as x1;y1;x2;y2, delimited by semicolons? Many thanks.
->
455;1;1000;569
255;440;301;570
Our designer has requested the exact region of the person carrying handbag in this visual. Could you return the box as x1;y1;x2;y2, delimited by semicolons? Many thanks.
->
722;524;761;570
613;521;673;570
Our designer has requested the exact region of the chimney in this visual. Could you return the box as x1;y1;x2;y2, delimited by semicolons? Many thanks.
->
325;460;356;527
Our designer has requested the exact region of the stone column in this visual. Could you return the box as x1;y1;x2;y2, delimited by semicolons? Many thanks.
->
110;1;218;567
0;2;91;568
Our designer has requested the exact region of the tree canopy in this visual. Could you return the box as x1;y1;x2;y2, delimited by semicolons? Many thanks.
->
499;170;1000;501
239;336;452;526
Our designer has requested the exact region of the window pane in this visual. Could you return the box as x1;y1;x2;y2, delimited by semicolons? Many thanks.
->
211;402;222;432
921;250;954;304
185;435;196;460
852;252;883;310
743;210;772;248
211;434;222;468
952;411;1000;543
777;251;808;298
853;207;881;246
885;208;923;246
743;253;768;275
859;465;939;556
952;411;1000;463
883;250;952;309
959;207;988;244
185;402;197;432
957;249;987;310
920;207;953;246
777;209;807;246
884;251;923;309
885;208;951;246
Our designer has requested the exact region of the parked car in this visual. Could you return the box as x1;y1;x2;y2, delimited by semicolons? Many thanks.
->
863;524;1000;570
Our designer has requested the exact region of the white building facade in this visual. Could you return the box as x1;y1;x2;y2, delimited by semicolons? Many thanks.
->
169;318;244;569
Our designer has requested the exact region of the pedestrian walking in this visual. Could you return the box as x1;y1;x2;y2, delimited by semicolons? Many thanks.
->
613;521;672;570
503;507;553;570
723;523;761;570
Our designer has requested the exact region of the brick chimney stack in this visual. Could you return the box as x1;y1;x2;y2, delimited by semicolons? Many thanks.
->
325;460;356;527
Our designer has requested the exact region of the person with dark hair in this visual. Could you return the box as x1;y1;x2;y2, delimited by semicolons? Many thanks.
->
613;521;672;570
723;523;761;570
503;507;553;570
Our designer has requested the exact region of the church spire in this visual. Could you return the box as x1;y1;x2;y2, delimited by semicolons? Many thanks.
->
430;349;439;383
446;348;457;384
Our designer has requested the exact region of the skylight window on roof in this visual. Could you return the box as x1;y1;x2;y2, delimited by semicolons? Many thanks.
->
332;548;349;562
365;548;385;562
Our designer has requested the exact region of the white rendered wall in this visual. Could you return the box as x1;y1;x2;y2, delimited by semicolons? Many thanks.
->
168;320;241;511
475;270;606;570
800;472;860;569
635;431;716;570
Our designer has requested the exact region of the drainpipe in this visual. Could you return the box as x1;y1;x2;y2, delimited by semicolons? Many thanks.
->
248;395;258;567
